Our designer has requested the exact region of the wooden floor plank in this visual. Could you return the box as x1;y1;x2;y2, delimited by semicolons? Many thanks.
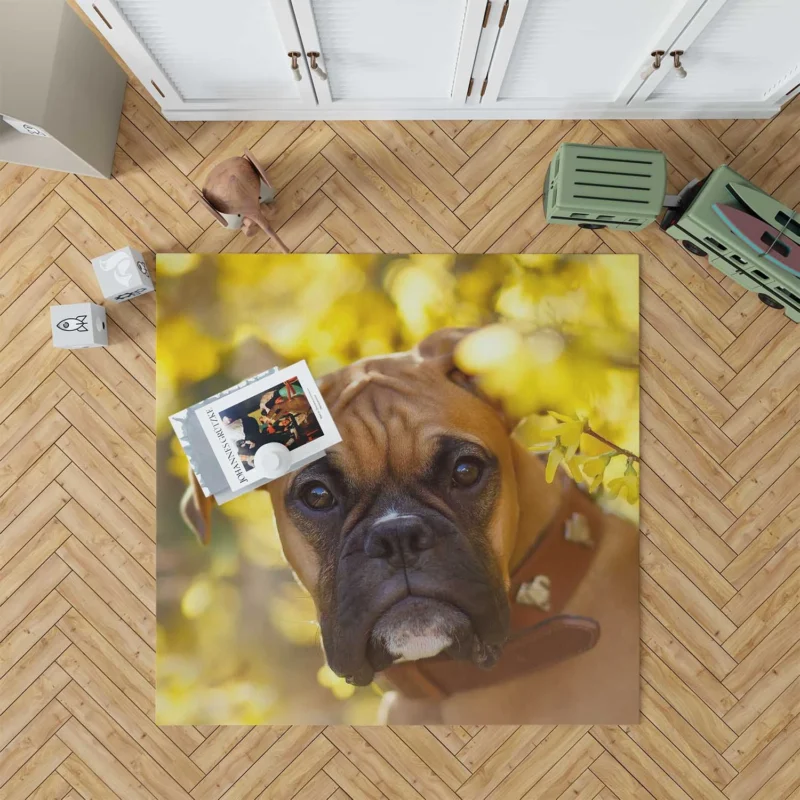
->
186;122;238;158
323;134;455;251
56;717;157;800
265;121;337;191
56;572;155;685
0;479;70;568
454;121;506;155
56;607;153;715
188;727;287;800
56;463;156;562
121;85;202;176
116;116;201;211
0;734;70;800
400;121;469;175
641;616;738;726
0;163;37;206
364;120;469;211
0;170;65;244
0;590;68;682
722;348;800;444
1;74;799;800
57;753;123;800
111;148;203;248
641;681;737;790
0;229;69;317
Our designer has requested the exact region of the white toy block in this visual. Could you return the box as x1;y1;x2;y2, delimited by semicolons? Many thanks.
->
91;246;154;302
50;303;107;349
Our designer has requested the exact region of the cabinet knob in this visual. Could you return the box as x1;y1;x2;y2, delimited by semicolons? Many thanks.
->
288;52;302;81
670;50;687;79
640;50;665;81
307;52;328;81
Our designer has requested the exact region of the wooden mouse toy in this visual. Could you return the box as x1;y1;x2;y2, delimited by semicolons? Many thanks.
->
197;149;289;253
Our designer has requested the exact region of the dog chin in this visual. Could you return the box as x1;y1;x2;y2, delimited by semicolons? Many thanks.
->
370;596;473;664
330;590;509;687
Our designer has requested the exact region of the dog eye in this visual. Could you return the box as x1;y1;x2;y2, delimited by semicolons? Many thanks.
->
300;481;335;510
452;457;482;488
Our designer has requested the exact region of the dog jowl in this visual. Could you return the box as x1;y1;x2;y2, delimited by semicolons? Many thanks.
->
267;329;516;687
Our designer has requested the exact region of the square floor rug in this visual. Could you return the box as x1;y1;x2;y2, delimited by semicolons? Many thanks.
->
156;253;639;725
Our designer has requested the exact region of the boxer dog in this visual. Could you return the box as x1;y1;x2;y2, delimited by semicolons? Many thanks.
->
182;328;639;723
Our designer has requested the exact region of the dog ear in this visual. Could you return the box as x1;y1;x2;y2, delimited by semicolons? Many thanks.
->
416;327;476;363
180;468;215;545
417;327;515;428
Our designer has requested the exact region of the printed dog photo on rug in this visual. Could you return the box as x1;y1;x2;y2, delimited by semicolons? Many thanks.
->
155;254;640;726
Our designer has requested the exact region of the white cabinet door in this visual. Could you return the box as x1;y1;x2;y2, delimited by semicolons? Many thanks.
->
75;0;316;113
480;0;707;111
635;0;800;110
290;0;486;109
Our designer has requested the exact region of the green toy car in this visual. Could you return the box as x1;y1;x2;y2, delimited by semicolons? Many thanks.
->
543;143;667;232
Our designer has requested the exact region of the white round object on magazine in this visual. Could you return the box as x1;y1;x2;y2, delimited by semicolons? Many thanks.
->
254;442;292;479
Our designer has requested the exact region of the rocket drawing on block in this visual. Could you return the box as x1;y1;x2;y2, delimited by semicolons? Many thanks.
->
50;303;107;349
56;315;89;333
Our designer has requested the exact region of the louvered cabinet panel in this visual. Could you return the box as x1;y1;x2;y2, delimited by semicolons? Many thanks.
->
492;0;693;103
648;0;800;103
74;0;794;117
74;0;313;111
291;0;485;106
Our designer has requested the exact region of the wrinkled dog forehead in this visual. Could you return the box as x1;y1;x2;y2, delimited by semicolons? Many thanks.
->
318;356;504;485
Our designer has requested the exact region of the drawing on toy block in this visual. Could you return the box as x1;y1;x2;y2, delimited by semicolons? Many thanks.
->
50;302;107;349
91;246;154;303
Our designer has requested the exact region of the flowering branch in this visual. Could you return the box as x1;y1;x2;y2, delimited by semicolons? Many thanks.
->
584;426;640;463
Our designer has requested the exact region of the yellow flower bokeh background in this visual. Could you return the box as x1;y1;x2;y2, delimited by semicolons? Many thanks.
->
156;253;639;725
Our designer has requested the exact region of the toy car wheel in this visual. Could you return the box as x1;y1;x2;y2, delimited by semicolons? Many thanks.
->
682;240;707;257
758;293;784;310
578;223;606;230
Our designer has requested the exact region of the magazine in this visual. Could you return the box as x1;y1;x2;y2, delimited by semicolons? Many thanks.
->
170;361;341;503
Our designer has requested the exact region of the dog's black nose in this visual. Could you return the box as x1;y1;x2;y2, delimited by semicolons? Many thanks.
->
365;516;435;568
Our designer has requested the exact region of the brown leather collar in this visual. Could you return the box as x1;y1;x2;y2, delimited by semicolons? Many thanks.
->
380;479;605;700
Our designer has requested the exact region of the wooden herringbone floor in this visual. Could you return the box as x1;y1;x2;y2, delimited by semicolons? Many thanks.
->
2;74;800;798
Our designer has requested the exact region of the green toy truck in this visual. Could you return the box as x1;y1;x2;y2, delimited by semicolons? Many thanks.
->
544;143;800;322
659;166;800;323
543;143;667;232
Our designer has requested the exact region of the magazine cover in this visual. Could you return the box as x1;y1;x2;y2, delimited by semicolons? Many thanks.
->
156;253;640;726
172;361;341;502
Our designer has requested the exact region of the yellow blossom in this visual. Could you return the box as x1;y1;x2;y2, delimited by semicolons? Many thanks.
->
580;452;615;492
545;442;565;483
607;459;640;504
548;417;585;456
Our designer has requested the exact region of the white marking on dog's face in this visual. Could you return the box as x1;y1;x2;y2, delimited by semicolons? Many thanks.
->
376;616;454;661
372;509;417;526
